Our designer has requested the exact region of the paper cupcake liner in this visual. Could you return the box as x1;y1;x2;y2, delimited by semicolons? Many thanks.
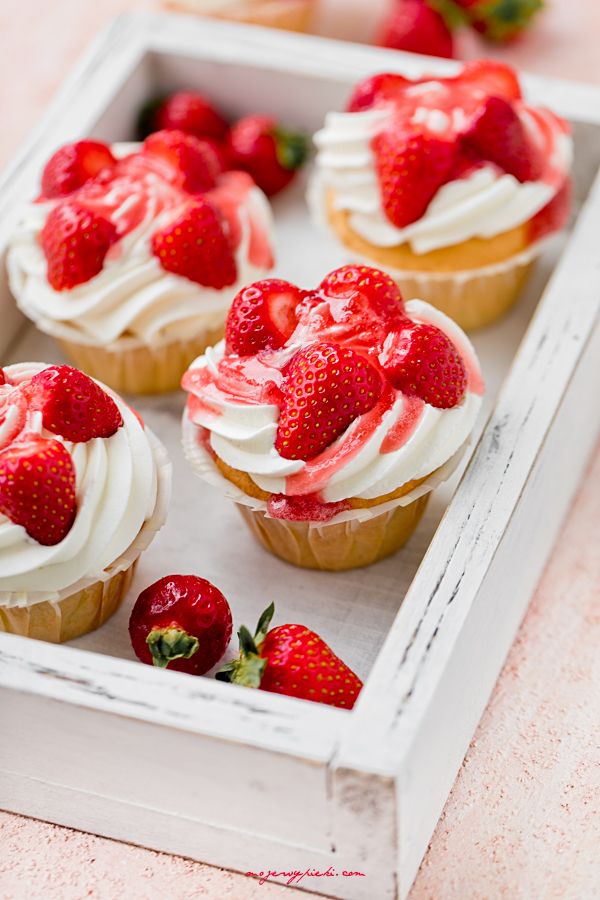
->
162;0;315;31
0;430;172;614
347;240;548;332
57;324;224;395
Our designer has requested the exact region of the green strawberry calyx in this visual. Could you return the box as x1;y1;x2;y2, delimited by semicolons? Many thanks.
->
216;601;275;687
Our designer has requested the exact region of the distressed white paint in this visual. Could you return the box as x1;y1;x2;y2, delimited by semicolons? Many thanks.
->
0;14;599;900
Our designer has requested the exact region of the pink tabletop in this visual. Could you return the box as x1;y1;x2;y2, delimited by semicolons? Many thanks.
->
1;2;599;897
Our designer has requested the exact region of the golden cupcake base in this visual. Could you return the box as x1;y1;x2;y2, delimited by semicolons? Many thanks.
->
0;562;136;643
59;324;224;395
238;495;429;571
325;195;540;331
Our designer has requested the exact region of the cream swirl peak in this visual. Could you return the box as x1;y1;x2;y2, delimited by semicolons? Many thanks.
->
310;60;572;255
7;134;274;347
182;266;484;510
0;363;168;597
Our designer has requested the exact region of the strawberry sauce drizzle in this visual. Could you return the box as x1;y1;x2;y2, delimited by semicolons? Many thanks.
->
284;387;396;497
381;395;424;454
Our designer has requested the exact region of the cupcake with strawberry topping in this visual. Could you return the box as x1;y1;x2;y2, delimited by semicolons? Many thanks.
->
7;130;274;394
182;265;484;571
0;363;170;642
309;60;572;330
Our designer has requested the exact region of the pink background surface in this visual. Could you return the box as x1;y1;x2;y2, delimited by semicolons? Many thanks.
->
1;2;599;897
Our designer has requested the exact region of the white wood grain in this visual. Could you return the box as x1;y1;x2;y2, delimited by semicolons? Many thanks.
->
0;13;599;900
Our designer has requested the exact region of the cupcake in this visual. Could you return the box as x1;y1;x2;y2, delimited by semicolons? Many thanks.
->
309;60;572;331
182;265;484;571
7;131;274;394
162;0;316;32
0;362;171;642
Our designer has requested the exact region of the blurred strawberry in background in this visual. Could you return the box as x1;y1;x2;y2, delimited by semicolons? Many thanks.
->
453;0;543;42
377;0;544;58
377;0;457;58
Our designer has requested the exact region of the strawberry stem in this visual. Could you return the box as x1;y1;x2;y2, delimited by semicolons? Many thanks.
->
146;626;199;669
215;602;275;688
273;128;309;171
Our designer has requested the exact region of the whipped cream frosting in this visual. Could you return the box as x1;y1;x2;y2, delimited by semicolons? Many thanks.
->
0;363;170;599
310;86;573;255
7;144;274;348
183;300;483;504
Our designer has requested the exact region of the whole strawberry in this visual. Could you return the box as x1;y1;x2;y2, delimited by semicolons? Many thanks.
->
217;603;362;709
454;0;543;42
379;321;467;408
227;115;308;197
41;200;117;291
28;365;123;442
275;342;384;461
377;0;456;59
138;90;229;141
129;575;233;674
152;198;237;288
41;140;116;200
225;279;304;356
0;433;77;545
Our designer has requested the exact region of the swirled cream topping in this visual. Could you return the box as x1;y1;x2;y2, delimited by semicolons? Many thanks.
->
182;271;484;507
0;363;169;598
7;143;274;347
309;62;572;255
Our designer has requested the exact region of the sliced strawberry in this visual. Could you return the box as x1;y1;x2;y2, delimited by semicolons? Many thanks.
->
41;201;118;291
225;279;303;356
0;369;5;386
462;95;544;182
0;388;27;447
0;433;76;545
152;199;237;289
377;0;455;59
346;73;411;112
144;129;220;193
275;342;383;461
40;141;116;200
373;127;457;228
379;322;467;408
319;265;406;328
28;365;123;443
458;59;522;100
153;91;229;141
227;115;308;197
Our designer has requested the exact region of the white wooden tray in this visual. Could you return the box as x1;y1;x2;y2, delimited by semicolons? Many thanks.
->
0;13;599;900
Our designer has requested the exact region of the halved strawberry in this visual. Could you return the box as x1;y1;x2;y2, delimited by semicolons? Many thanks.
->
319;265;406;328
41;201;118;291
144;129;220;193
28;365;123;443
373;127;457;228
0;433;76;545
0;368;5;386
275;342;383;461
225;279;303;356
153;91;229;141
0;387;27;446
40;140;116;200
152;199;237;289
462;95;544;182
458;59;522;100
346;73;410;112
379;322;467;408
